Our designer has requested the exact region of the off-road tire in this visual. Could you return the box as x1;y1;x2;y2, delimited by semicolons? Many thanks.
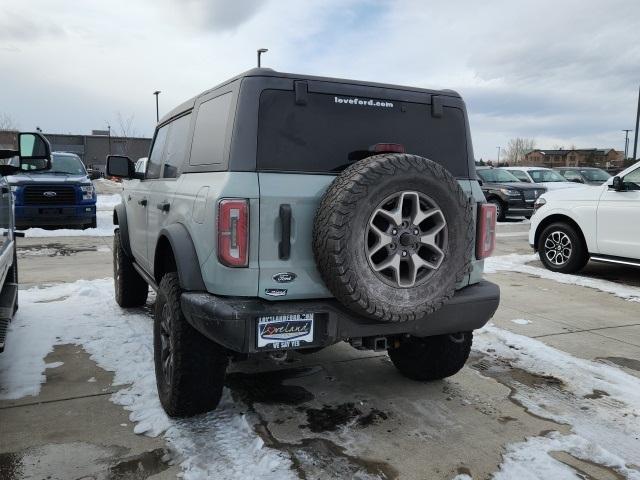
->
488;198;505;221
154;273;228;417
313;153;474;323
113;229;148;307
388;332;473;381
537;222;589;273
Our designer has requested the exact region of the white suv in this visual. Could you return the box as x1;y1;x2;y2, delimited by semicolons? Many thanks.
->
501;166;581;191
529;161;640;273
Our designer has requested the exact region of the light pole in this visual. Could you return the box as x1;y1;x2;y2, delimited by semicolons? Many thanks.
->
634;84;639;160
107;124;111;155
257;48;268;68
623;129;631;160
153;91;161;123
496;146;501;166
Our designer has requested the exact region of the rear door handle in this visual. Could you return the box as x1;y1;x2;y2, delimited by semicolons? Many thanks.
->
278;204;292;260
157;201;170;212
138;198;147;206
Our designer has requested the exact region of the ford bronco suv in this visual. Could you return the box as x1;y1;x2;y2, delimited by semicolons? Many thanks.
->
107;68;500;417
8;151;97;230
0;132;52;352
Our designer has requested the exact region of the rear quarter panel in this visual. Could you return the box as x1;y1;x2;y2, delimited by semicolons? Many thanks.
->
173;172;260;296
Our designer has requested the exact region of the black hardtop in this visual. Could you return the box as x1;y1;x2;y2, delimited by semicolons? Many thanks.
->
159;68;462;124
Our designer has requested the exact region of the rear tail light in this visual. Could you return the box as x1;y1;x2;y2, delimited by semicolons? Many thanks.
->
218;199;249;267
370;143;405;153
476;203;497;260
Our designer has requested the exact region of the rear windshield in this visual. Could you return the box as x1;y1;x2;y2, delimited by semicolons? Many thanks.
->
256;89;469;177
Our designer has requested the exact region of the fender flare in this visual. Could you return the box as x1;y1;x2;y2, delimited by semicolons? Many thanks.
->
113;204;133;257
156;223;206;291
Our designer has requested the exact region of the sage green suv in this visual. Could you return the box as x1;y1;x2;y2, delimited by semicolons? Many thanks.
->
107;68;500;417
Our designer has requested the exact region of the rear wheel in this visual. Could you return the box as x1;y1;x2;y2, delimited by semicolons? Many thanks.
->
154;272;228;417
537;222;588;273
388;332;473;381
113;229;148;307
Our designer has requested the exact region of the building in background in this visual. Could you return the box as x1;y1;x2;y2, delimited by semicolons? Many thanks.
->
524;148;623;169
44;131;151;173
0;129;151;173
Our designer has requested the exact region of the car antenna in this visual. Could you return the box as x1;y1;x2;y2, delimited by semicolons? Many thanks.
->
257;48;268;68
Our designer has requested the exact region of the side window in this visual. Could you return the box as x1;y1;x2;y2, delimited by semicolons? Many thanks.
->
624;167;640;189
563;170;581;181
146;125;169;179
190;92;233;166
162;113;192;178
509;170;530;182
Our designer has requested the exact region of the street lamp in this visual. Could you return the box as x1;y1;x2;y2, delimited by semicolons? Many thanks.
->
153;91;161;123
623;129;631;160
107;124;111;155
257;48;268;68
496;146;501;166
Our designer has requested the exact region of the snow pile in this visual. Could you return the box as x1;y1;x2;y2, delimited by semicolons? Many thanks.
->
485;253;640;303
97;194;122;210
475;326;640;478
0;279;294;479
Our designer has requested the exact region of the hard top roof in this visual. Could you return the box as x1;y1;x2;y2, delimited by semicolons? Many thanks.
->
159;68;461;124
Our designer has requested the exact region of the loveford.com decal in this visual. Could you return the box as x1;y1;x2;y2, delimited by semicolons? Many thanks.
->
334;96;394;108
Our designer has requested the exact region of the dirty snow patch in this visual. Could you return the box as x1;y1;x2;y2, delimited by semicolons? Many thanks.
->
0;279;294;479
485;254;640;303
475;326;640;477
495;432;640;480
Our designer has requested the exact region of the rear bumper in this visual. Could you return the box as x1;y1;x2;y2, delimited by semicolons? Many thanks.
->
15;205;96;228
181;280;500;353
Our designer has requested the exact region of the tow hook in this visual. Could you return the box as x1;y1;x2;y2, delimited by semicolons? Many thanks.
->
268;350;289;362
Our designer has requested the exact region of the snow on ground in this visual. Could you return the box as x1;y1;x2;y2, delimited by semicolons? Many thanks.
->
510;318;531;325
96;193;122;210
474;326;640;479
0;279;294;480
485;253;640;303
19;194;119;238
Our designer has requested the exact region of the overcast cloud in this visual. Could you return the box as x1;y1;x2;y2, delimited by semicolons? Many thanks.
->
1;0;638;160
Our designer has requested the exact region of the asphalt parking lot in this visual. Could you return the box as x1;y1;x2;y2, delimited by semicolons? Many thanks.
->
0;213;639;480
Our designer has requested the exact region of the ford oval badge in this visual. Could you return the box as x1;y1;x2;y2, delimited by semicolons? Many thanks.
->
273;272;297;283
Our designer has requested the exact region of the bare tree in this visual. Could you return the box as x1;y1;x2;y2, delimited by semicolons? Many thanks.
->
504;137;536;164
113;113;139;155
0;113;19;131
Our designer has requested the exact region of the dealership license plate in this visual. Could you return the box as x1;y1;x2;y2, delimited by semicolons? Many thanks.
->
256;314;314;349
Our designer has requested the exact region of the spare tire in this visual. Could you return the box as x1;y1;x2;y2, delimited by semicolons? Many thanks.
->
313;153;474;323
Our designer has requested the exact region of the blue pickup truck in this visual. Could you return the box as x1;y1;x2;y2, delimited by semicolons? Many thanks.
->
8;151;97;229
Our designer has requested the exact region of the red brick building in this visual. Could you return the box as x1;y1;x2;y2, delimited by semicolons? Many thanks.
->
524;148;624;168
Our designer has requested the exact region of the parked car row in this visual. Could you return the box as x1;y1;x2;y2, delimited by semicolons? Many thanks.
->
476;165;613;221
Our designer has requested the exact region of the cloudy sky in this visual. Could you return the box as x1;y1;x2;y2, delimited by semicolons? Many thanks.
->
1;0;639;160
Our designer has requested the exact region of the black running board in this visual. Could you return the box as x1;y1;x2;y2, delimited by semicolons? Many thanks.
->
0;282;18;352
132;262;159;292
590;255;640;268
